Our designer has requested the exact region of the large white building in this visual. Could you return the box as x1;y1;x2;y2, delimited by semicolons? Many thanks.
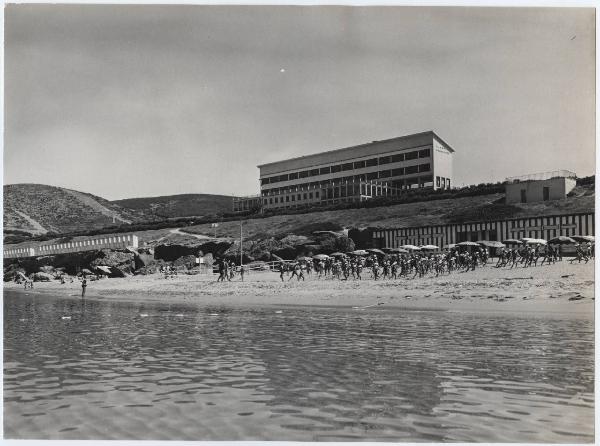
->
255;131;454;210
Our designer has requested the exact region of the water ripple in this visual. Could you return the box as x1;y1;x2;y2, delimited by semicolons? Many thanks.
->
4;291;594;441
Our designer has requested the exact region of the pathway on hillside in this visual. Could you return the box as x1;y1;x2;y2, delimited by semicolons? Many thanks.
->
63;189;132;225
153;227;216;244
169;228;212;239
14;210;48;235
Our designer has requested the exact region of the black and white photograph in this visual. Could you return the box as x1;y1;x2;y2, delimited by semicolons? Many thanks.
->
2;3;596;443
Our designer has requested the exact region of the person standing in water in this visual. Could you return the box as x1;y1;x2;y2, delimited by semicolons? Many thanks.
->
81;276;87;298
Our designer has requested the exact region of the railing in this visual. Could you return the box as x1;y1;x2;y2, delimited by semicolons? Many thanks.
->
4;234;139;259
506;170;576;183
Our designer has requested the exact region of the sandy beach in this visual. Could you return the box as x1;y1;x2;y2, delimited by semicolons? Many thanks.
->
5;260;594;318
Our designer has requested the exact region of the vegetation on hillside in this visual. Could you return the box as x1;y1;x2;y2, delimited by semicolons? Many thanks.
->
5;177;594;246
112;193;233;218
3;184;146;236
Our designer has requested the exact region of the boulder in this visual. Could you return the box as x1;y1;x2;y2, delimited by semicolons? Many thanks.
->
132;247;155;269
173;255;197;269
39;265;56;275
32;272;54;282
90;250;135;274
3;263;26;282
314;233;355;254
348;228;374;249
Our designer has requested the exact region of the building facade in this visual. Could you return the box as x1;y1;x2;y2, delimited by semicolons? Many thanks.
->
370;212;594;249
505;170;577;204
232;195;262;213
257;131;454;210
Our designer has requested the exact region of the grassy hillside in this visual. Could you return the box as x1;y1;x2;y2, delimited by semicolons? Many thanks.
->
3;184;146;239
112;194;233;218
4;183;593;250
183;185;594;240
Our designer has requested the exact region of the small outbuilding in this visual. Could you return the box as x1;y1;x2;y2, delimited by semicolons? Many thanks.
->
505;170;577;204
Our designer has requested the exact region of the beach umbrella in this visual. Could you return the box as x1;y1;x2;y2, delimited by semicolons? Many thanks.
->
80;268;93;275
521;238;547;245
502;239;522;245
330;252;347;257
389;247;409;253
456;241;480;247
477;240;505;248
352;250;369;256
547;236;577;245
366;248;385;255
571;235;594;243
444;244;456;249
400;245;421;250
312;254;330;260
95;265;112;274
420;245;439;250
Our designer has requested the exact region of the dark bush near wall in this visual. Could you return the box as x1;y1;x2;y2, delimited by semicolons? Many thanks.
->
576;175;595;186
447;203;522;224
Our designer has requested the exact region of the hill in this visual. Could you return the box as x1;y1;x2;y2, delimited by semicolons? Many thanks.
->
112;194;233;219
3;184;148;241
4;182;594;253
181;185;595;241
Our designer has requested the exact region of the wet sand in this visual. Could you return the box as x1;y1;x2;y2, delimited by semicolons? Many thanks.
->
5;260;594;318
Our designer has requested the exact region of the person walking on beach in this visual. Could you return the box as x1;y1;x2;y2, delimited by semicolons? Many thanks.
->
356;261;362;280
289;262;304;281
217;260;226;282
279;262;286;282
239;265;245;281
372;262;380;280
81;277;87;298
228;261;235;281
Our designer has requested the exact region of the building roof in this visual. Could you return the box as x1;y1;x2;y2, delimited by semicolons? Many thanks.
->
257;131;455;173
505;170;577;183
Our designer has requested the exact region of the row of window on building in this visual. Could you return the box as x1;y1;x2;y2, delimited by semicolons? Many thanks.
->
261;177;438;207
436;176;451;189
260;148;432;185
261;163;433;195
265;190;321;205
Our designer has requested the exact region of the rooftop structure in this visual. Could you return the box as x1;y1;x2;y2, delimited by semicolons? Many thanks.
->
505;170;577;204
506;170;576;183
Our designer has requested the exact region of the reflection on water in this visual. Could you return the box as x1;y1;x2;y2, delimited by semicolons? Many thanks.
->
4;291;594;441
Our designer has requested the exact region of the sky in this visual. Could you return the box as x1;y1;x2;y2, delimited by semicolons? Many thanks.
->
4;5;596;200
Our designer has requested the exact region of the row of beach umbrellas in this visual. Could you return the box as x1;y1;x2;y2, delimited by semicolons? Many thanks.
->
303;235;593;261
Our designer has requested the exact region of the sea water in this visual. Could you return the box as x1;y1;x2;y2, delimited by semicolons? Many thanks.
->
4;291;594;441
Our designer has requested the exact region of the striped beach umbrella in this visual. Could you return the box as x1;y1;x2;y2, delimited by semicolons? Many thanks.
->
477;240;506;248
400;245;421;250
456;241;480;247
547;236;577;245
571;235;594;243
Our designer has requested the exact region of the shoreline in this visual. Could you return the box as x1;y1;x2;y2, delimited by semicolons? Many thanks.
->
4;261;594;318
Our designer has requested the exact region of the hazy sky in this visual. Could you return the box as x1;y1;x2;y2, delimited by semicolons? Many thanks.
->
4;5;595;200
